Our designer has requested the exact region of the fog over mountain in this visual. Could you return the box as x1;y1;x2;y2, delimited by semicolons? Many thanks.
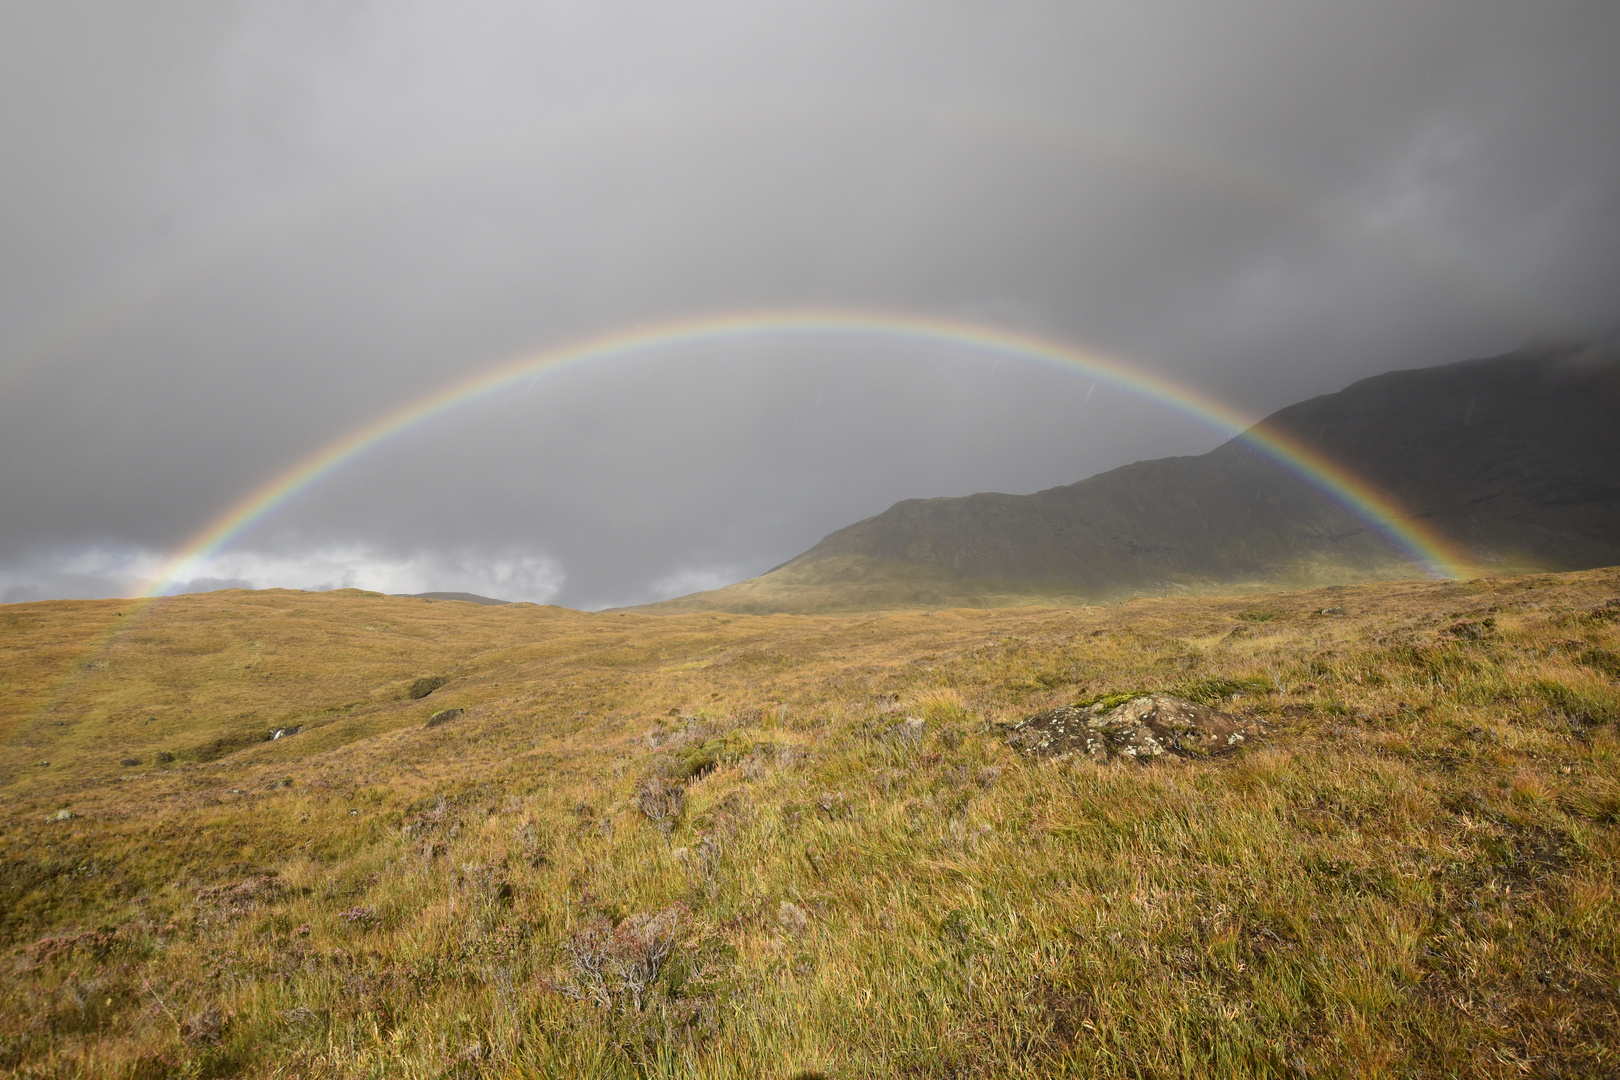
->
2;2;1618;608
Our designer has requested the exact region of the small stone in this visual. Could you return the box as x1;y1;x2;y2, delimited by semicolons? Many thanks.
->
45;809;74;822
425;707;464;729
269;725;303;740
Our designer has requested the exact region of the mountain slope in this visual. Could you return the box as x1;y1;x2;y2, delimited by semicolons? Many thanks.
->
399;591;511;605
638;340;1620;613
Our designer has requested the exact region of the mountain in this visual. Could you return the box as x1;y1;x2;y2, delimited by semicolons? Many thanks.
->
398;591;511;605
635;340;1620;614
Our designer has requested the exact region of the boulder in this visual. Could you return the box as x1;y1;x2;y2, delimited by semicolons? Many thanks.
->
425;707;464;729
409;676;449;700
1005;693;1261;763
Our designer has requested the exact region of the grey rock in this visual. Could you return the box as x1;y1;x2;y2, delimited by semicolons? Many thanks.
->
1005;693;1262;763
269;725;302;740
45;809;74;822
425;707;464;729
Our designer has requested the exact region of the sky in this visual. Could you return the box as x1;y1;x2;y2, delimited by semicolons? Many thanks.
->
2;1;1618;609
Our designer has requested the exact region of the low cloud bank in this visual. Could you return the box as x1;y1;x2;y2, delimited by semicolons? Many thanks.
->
0;546;566;606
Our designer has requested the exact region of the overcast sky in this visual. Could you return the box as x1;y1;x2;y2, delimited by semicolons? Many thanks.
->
2;1;1617;608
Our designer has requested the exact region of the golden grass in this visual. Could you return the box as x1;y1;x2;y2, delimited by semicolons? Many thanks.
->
1;571;1617;1077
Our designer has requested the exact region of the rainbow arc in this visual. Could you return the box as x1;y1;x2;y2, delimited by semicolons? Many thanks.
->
142;309;1470;597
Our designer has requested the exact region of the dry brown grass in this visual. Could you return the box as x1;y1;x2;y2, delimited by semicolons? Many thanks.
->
1;570;1617;1077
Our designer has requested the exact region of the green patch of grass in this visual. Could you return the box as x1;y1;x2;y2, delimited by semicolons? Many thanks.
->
1176;674;1275;705
1072;690;1148;711
1577;646;1620;680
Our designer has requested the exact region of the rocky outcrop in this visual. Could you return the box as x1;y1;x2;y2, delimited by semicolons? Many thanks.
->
1005;693;1261;763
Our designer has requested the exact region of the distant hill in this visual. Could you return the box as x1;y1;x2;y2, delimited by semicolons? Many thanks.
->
635;340;1620;614
399;591;511;605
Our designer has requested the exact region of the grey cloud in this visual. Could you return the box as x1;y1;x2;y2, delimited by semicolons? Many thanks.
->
2;0;1617;606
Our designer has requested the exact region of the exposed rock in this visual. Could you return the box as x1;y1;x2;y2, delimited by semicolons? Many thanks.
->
1005;693;1261;763
409;676;449;700
269;725;302;740
44;809;74;823
425;707;464;728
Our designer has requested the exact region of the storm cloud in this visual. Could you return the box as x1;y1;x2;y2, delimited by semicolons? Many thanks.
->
3;1;1617;607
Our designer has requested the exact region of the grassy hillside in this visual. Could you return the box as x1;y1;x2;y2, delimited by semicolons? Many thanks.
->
638;343;1620;615
2;572;1619;1077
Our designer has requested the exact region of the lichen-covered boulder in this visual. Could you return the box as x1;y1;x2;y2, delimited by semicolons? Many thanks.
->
425;707;464;728
1004;693;1261;763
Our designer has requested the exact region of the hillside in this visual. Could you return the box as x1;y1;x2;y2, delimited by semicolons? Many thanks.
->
399;592;511;606
637;340;1620;614
1;573;1618;1076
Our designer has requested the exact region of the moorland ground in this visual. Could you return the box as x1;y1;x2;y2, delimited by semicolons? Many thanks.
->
1;569;1618;1078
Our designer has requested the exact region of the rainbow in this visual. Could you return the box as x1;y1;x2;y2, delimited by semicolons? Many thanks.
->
141;309;1472;597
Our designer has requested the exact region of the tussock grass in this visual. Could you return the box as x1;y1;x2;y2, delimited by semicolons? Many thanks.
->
1;573;1618;1076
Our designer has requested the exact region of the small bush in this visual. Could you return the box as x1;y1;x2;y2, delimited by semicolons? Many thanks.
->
635;776;686;832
